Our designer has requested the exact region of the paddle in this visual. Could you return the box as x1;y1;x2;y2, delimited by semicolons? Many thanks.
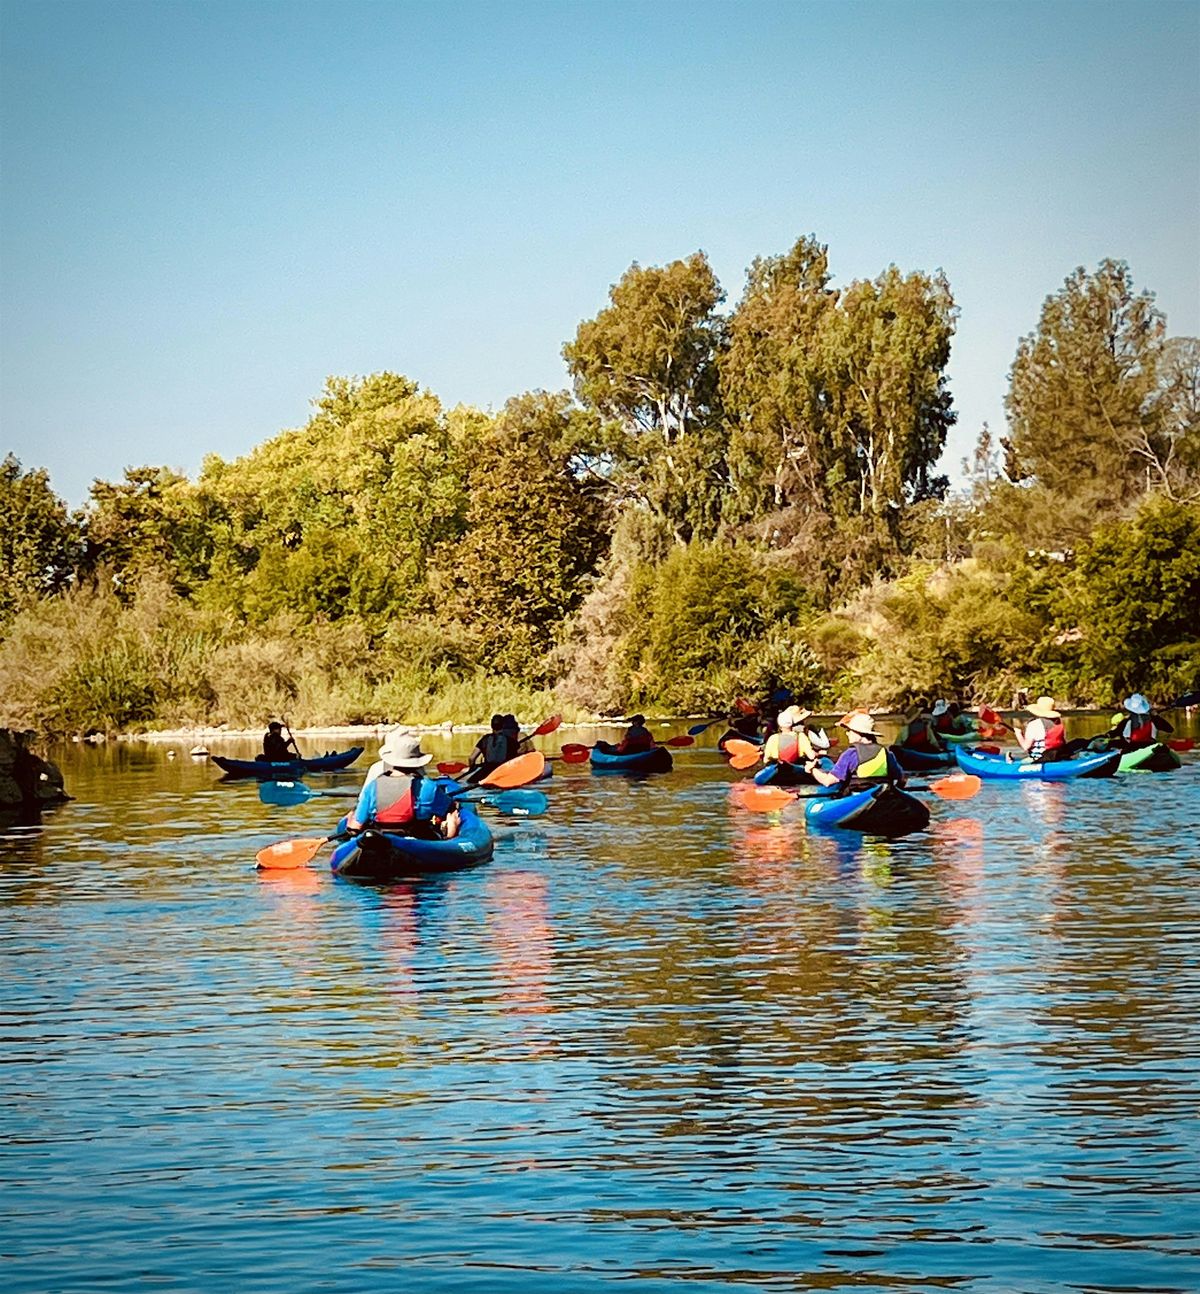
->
256;752;547;869
476;789;549;816
736;772;982;812
688;718;725;736
260;781;358;806
559;735;695;763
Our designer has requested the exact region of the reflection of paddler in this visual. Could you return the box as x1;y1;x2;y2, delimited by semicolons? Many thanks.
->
487;871;552;1016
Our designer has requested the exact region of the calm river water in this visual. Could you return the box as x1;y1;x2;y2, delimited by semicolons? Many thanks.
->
3;719;1199;1293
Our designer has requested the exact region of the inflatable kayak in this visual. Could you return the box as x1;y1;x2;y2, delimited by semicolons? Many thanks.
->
804;784;930;837
1117;742;1182;773
329;803;494;881
954;746;1120;780
590;742;674;774
893;745;957;772
213;747;364;780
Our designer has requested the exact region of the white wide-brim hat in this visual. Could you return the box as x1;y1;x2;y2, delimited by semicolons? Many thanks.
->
841;710;877;737
777;706;812;728
377;728;432;770
1122;693;1150;715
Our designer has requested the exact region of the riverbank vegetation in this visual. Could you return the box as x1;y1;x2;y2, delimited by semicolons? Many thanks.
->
3;239;1198;736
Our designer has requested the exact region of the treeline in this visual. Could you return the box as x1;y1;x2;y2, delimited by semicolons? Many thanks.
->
2;238;1198;736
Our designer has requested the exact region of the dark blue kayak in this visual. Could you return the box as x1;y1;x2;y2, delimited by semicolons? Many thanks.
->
753;757;832;787
590;743;673;774
329;803;494;881
893;745;956;772
213;747;364;780
954;746;1120;780
804;784;930;837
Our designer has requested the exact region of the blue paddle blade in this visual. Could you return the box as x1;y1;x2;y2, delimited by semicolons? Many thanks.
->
688;720;717;736
260;780;311;806
475;790;549;817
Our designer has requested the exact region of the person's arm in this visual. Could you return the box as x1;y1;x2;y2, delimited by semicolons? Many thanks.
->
886;751;907;788
809;748;855;787
468;737;485;768
1153;712;1174;734
1014;720;1032;752
346;779;376;833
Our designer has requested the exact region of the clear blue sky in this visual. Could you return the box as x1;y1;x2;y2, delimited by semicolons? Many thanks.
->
2;0;1198;507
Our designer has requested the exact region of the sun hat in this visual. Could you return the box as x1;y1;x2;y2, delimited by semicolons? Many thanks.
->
1122;693;1150;715
1026;696;1060;719
377;728;432;770
931;700;949;717
778;706;812;728
841;710;877;737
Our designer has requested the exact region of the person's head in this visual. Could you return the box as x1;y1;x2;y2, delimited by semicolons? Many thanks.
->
1026;696;1060;721
502;714;519;733
377;728;432;773
268;721;283;733
1122;693;1150;716
777;706;812;731
490;713;505;731
629;714;646;727
931;700;949;719
841;711;877;743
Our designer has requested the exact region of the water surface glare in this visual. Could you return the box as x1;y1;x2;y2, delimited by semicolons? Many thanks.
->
2;733;1199;1292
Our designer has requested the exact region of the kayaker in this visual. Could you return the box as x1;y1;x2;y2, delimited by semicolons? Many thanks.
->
1110;693;1174;749
616;714;656;755
806;711;906;791
262;721;300;763
346;730;460;841
468;714;520;780
1013;696;1067;763
763;706;820;766
932;700;975;737
896;703;943;753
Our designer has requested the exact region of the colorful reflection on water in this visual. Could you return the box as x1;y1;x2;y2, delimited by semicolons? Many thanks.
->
2;727;1198;1292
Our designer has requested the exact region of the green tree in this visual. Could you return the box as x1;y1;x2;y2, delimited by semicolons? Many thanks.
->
564;252;728;544
447;392;611;678
1004;260;1167;525
0;454;83;623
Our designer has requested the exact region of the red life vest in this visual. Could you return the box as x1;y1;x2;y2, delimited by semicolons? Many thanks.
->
617;727;655;754
371;774;417;826
1124;718;1154;746
776;733;800;764
904;717;936;750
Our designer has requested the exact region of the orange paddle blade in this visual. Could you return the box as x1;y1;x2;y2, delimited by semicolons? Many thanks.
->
662;735;695;747
479;751;545;788
729;748;762;770
735;785;796;812
978;704;1001;724
533;714;563;736
929;773;982;800
724;739;761;762
734;697;757;716
256;837;329;870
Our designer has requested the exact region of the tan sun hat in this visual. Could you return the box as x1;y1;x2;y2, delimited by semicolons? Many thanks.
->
840;710;877;737
377;728;432;770
1026;696;1060;719
777;706;812;728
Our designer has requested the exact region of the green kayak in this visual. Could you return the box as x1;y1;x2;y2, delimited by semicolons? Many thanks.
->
1117;743;1182;773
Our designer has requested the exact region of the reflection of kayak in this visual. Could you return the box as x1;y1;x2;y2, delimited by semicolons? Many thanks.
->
718;730;763;753
954;747;1120;780
590;742;673;773
214;747;364;780
804;784;930;837
893;745;956;772
753;758;830;787
1117;743;1182;773
329;804;493;880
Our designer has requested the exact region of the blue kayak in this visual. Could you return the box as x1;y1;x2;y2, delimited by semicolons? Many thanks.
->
893;745;956;772
954;746;1120;780
804;784;930;837
753;757;832;787
214;747;364;780
329;803;494;881
590;742;673;774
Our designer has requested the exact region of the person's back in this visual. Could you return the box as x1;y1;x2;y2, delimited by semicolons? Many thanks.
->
616;715;655;754
897;710;940;751
1116;693;1172;748
347;731;459;843
262;723;295;762
764;707;816;764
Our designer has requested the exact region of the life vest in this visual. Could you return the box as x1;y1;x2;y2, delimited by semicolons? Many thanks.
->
369;773;445;827
775;733;800;764
933;714;956;735
903;717;936;750
617;727;655;754
848;742;892;783
1122;717;1155;747
1026;718;1066;762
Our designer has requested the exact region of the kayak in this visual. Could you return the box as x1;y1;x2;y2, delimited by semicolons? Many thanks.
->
1117;742;1182;773
937;730;984;745
753;757;832;787
590;742;674;774
893;745;957;772
329;803;494;881
213;747;364;780
718;729;763;753
804;784;930;837
954;746;1120;780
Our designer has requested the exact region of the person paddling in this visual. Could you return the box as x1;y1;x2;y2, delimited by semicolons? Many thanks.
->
896;703;943;753
467;714;521;782
806;711;905;792
1013;696;1068;763
1108;693;1173;749
344;729;460;844
262;721;300;763
616;714;655;755
763;706;820;767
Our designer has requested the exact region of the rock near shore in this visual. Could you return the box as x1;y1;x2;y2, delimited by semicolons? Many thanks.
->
0;729;69;808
